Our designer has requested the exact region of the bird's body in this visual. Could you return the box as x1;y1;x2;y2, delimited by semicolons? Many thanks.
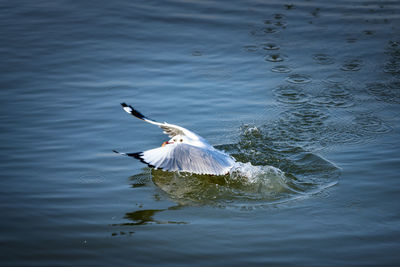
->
114;103;235;175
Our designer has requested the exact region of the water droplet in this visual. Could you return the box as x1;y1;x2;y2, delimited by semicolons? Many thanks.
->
265;54;287;62
192;51;203;56
285;4;294;10
367;82;400;104
286;74;312;84
291;108;329;124
311;8;320;17
243;45;258;52
271;65;292;73
387;40;400;49
341;59;363;71
311;84;354;108
274;85;309;104
324;74;347;84
274;107;330;147
363;30;375;35
323;125;366;146
249;27;266;37
262;43;280;50
274;21;288;27
383;60;400;73
346;37;358;43
273;13;286;20
355;113;392;134
313;54;335;65
264;27;278;34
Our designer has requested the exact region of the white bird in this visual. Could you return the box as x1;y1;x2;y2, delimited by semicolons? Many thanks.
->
113;103;236;175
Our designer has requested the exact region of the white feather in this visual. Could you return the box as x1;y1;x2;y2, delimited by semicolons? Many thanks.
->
140;143;235;175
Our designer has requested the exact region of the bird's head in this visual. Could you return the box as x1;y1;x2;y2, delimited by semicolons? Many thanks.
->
162;135;187;147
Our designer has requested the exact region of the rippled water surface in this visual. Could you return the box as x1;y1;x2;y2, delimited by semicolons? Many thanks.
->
1;0;400;265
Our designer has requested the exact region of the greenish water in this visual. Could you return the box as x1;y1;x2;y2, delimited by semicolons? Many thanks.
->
1;0;400;265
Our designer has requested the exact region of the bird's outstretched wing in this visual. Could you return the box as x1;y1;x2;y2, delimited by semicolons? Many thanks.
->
121;103;201;140
113;143;235;176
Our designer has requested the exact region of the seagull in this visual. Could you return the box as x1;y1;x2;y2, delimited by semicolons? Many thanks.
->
113;103;236;175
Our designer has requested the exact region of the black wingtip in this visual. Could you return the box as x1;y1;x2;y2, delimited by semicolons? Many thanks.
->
113;149;163;170
113;149;142;159
123;152;156;168
120;103;148;121
125;152;142;160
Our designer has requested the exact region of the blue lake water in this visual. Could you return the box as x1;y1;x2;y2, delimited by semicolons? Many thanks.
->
1;0;400;265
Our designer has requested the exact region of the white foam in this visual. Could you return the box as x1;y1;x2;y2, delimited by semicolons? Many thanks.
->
227;162;291;196
230;162;284;182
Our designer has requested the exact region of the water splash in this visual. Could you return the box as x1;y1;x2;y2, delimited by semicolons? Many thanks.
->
286;74;312;84
313;54;335;65
311;83;354;108
271;65;292;73
264;27;279;34
341;59;363;71
265;54;287;62
228;162;290;195
151;161;332;207
262;43;280;50
150;125;340;207
274;84;309;104
383;60;400;74
367;81;400;104
324;74;348;84
242;45;258;52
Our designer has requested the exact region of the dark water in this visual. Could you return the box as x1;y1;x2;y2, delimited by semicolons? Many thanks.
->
1;0;400;265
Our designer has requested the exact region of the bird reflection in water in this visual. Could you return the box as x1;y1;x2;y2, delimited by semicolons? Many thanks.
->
111;207;186;227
